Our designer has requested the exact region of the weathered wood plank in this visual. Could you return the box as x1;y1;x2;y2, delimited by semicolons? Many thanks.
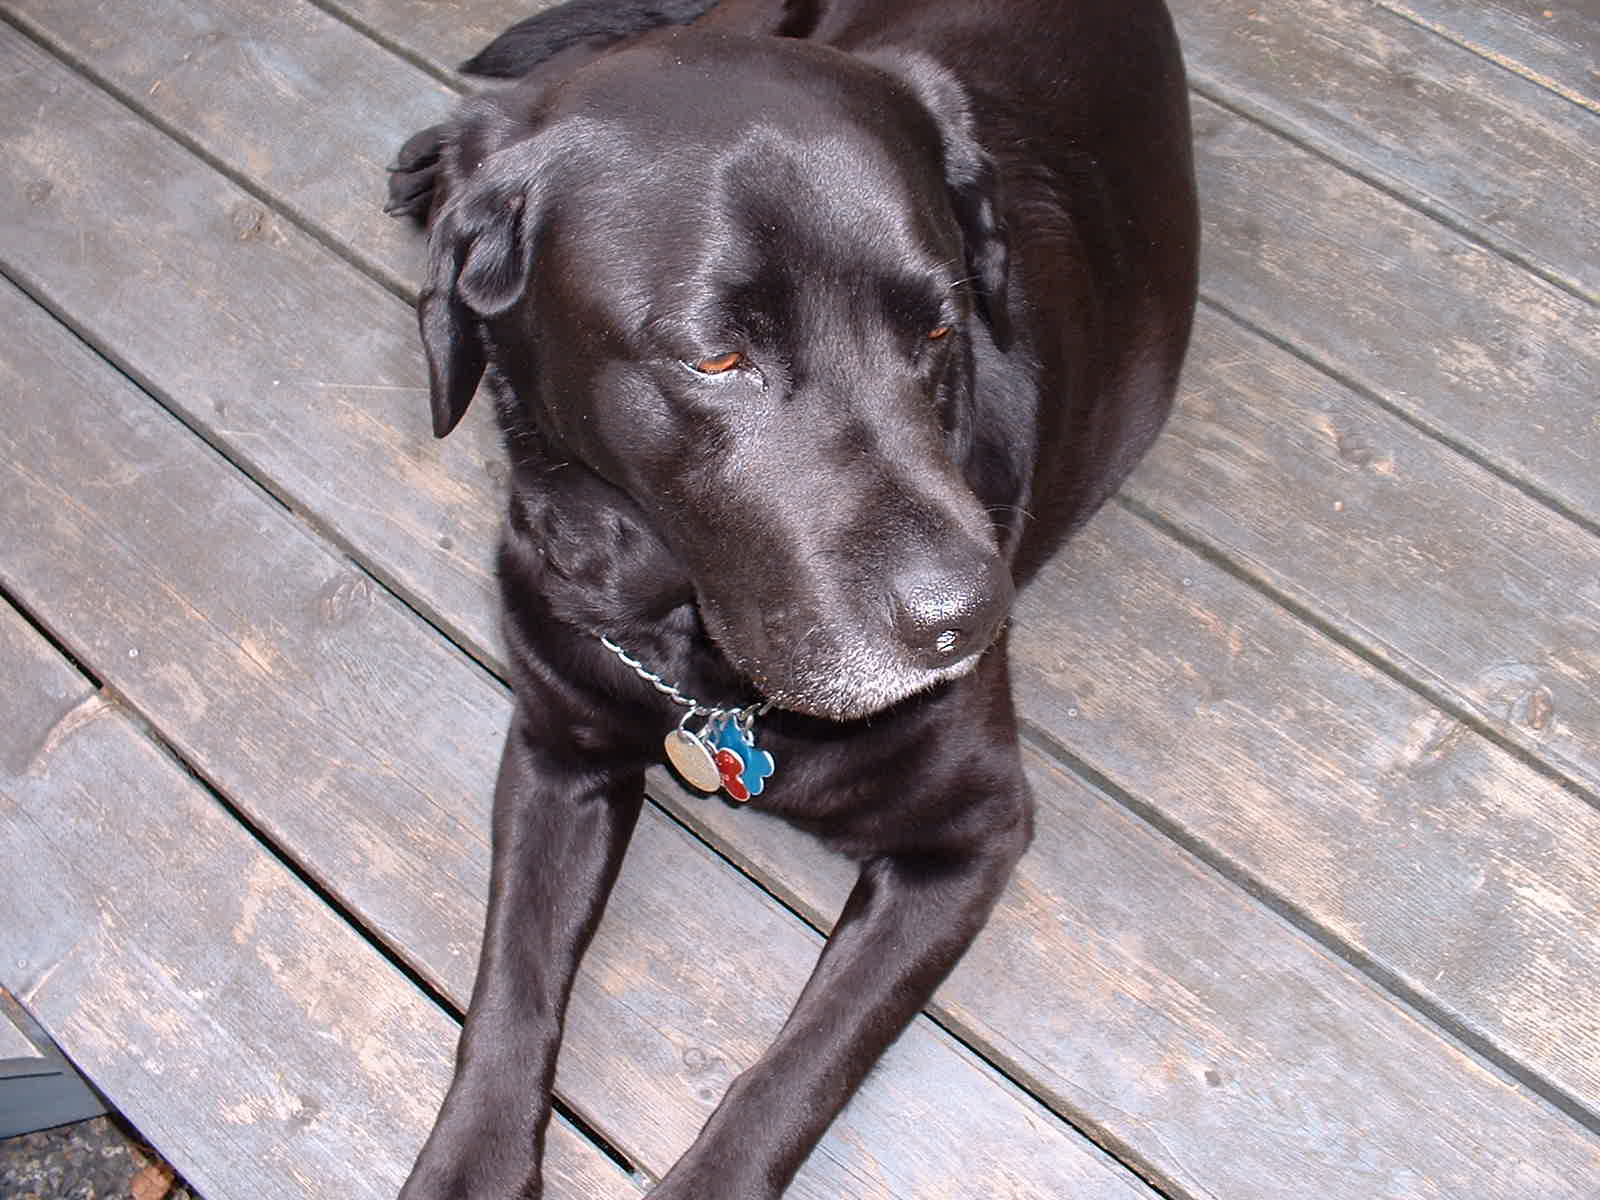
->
1169;0;1600;301
0;37;773;1180
15;0;1597;1062
1131;306;1600;791
0;266;1144;1197
0;602;635;1200
0;19;504;663
1377;0;1600;111
13;0;1594;779
1012;504;1600;1120
4;0;452;296
667;745;1600;1198
1190;95;1599;531
323;0;509;78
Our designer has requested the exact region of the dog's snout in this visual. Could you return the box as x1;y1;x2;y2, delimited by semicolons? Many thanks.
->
890;554;1013;666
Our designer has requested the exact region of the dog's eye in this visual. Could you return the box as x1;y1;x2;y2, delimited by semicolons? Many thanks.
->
690;351;745;375
927;325;951;341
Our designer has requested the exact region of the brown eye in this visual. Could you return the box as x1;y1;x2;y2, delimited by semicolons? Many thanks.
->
692;351;744;374
927;325;951;341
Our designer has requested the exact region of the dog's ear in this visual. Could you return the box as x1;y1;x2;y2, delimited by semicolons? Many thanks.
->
946;149;1011;350
417;125;551;438
864;51;1012;349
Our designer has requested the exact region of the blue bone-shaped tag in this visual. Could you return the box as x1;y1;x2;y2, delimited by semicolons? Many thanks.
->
707;717;775;801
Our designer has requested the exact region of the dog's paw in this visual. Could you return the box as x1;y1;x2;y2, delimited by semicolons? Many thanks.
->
384;124;447;221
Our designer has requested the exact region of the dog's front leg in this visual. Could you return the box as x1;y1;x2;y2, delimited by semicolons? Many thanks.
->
400;703;645;1200
649;793;1032;1199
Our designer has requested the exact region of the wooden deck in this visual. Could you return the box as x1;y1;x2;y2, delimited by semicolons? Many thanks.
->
1;0;1596;1196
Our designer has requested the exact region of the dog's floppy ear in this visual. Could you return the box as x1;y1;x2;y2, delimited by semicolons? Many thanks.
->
864;51;1012;349
946;148;1010;350
418;129;551;438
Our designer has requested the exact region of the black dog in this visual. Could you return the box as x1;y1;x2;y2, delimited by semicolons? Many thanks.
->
386;1;1196;1195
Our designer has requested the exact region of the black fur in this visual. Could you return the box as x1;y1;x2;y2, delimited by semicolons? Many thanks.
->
459;0;718;76
385;1;1197;1196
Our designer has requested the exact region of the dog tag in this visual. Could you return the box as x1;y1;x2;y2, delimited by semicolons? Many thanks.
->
708;717;775;802
664;727;722;792
713;747;749;802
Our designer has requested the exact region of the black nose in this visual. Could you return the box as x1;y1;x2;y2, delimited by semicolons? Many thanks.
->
890;555;1014;667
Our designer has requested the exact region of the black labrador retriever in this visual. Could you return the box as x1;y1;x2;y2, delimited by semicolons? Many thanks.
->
385;0;1197;1195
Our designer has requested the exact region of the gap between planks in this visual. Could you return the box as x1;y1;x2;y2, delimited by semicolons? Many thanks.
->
1116;487;1599;808
1014;709;1600;1142
1376;0;1600;115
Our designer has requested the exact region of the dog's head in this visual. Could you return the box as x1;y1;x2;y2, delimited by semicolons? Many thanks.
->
419;31;1017;720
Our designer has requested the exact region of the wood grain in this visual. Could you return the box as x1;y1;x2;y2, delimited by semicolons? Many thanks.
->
0;21;505;664
20;0;1596;637
1377;0;1600;110
1011;504;1600;1119
0;262;1142;1198
1190;95;1600;531
331;0;1600;300
12;1;1595;1103
0;602;636;1200
5;1;1600;1195
4;0;454;295
12;0;1593;775
1169;0;1600;301
667;738;1600;1197
1130;304;1600;791
322;0;514;79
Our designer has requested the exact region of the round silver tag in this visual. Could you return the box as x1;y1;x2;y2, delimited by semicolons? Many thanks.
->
664;728;722;792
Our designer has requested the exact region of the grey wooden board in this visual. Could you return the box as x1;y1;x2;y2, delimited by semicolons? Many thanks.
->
1169;0;1600;302
9;0;1594;800
0;275;1143;1196
664;746;1600;1199
1012;504;1600;1121
0;23;1142;1192
1190;94;1599;533
1131;304;1600;793
4;0;450;298
18;0;1600;1080
1378;0;1600;110
30;0;1600;671
0;18;504;665
0;604;635;1200
323;0;538;75
6;0;1600;1171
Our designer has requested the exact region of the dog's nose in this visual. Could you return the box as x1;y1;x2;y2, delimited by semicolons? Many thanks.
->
890;556;1014;667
